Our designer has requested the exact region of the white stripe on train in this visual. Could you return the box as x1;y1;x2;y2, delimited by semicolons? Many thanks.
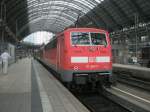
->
71;56;110;63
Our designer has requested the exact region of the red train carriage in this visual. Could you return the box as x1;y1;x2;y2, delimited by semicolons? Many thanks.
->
43;28;112;86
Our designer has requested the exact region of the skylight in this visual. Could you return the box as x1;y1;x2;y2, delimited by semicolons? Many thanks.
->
95;0;104;4
23;31;54;45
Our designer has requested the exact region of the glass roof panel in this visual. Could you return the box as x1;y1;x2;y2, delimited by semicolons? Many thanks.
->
28;15;74;25
27;0;99;14
18;0;105;36
94;0;104;4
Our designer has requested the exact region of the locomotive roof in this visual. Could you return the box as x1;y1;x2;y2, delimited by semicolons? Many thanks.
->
64;27;108;33
56;27;108;37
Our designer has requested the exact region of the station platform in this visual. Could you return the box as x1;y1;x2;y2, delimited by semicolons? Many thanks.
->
0;58;31;112
0;58;89;112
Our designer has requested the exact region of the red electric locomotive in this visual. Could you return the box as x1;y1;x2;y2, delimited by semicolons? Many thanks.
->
43;28;112;86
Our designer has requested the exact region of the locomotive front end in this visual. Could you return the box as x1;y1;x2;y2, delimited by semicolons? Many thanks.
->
66;28;112;85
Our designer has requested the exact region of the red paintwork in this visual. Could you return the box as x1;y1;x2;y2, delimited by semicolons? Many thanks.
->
43;28;112;72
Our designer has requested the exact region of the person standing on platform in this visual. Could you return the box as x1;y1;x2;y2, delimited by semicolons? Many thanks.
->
0;49;11;74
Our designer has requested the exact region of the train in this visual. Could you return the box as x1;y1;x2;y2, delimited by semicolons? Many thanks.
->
41;28;113;87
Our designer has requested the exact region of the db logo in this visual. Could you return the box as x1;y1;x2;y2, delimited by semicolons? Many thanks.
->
88;57;96;62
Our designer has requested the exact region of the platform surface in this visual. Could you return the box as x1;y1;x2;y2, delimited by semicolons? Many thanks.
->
33;60;89;112
0;58;31;112
0;58;89;112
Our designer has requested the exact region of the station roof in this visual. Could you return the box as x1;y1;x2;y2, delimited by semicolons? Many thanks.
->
1;0;150;41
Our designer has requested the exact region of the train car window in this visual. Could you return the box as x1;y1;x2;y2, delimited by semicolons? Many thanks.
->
71;32;90;45
91;33;107;46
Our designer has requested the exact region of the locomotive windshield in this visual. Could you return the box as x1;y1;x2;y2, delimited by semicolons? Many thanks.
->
71;32;90;45
71;32;107;46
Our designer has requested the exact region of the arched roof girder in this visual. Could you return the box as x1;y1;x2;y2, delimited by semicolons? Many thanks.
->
25;22;66;35
8;0;96;18
4;0;106;40
9;11;78;31
18;15;75;36
27;0;97;12
18;20;69;38
28;12;76;22
26;15;73;30
8;4;88;30
17;13;76;31
29;22;67;33
8;4;84;23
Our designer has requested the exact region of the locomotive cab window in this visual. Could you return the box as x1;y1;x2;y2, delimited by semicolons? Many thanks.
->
71;32;90;45
71;32;107;46
91;33;107;46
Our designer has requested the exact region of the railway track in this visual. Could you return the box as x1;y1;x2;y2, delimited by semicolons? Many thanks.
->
73;91;131;112
115;72;150;91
